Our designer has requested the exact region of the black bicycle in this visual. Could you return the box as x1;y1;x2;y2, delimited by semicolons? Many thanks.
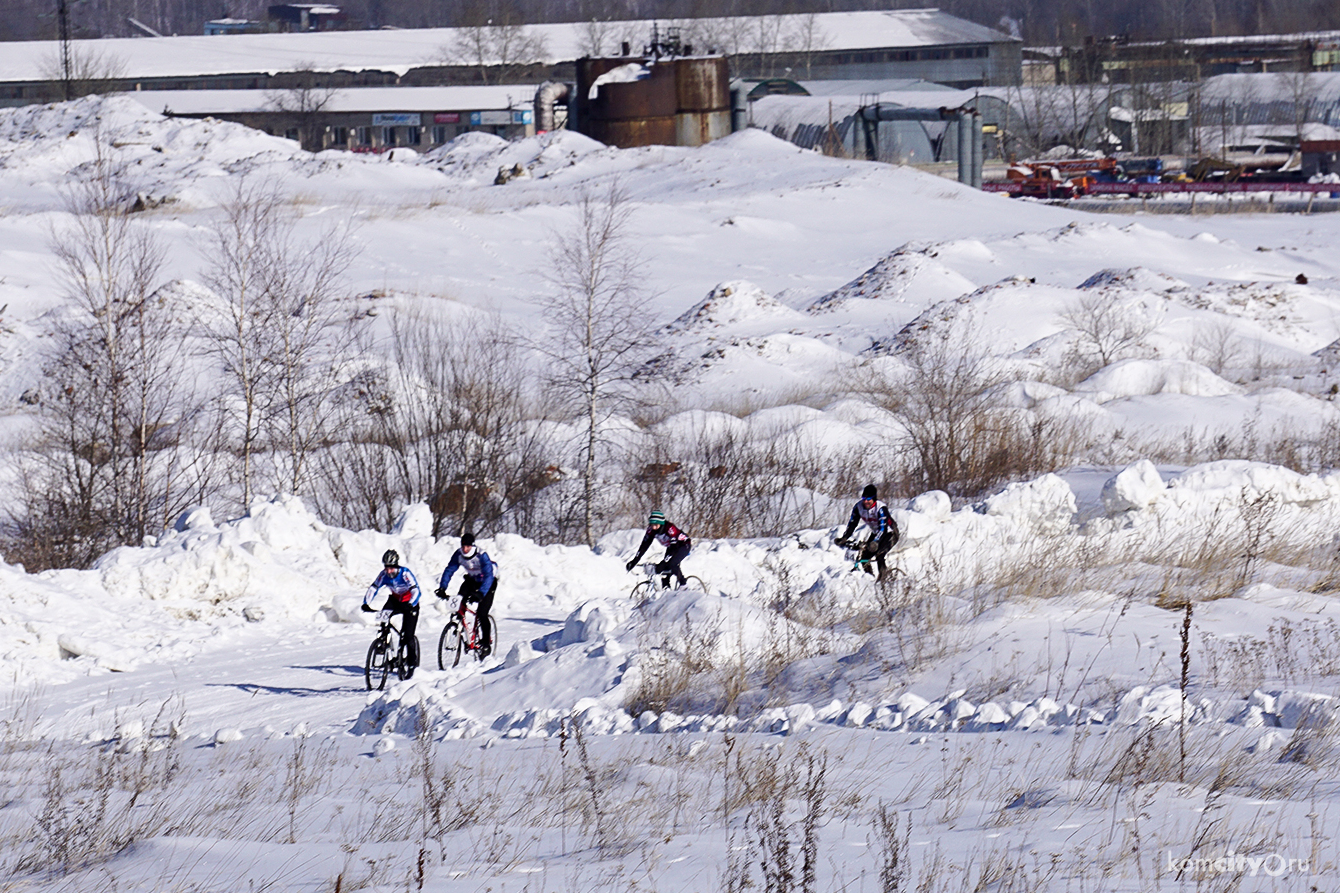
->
438;596;499;669
629;561;707;603
364;610;412;691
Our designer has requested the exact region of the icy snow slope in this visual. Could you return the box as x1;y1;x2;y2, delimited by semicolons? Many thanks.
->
4;461;1340;889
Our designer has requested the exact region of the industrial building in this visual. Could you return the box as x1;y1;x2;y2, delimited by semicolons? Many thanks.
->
1049;29;1340;85
0;9;1020;111
128;86;537;152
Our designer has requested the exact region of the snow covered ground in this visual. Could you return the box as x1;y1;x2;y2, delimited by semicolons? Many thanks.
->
2;95;1340;890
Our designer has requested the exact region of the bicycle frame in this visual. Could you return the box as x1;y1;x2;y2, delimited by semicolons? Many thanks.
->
843;534;875;573
453;598;486;653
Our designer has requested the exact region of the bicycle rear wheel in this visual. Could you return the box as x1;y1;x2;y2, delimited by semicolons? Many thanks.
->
399;635;418;680
681;575;707;593
477;618;499;661
438;621;464;669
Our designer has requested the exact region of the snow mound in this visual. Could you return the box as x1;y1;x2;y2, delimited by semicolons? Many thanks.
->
1100;460;1165;514
808;243;977;313
1079;267;1190;293
1169;460;1334;505
1075;358;1242;400
666;281;806;334
424;128;607;183
981;474;1076;534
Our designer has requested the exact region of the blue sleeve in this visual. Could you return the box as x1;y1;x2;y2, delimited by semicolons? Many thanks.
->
877;507;890;536
404;569;421;607
363;569;388;607
481;553;495;592
439;551;461;590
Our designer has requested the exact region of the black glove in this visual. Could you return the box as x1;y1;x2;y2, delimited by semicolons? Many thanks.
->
625;559;636;572
834;537;849;548
360;603;374;613
434;587;447;599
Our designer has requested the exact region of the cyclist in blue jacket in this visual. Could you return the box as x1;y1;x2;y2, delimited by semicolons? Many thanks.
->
835;484;899;582
362;549;422;677
435;533;497;657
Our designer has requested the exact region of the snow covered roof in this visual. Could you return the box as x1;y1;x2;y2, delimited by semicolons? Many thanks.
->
123;85;538;116
796;78;960;97
0;10;1017;84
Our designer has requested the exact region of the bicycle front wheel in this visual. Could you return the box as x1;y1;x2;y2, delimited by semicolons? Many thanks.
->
365;634;393;691
438;621;464;669
630;580;656;603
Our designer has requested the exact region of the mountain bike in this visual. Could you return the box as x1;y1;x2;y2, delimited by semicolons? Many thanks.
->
836;532;900;583
365;610;411;691
836;532;876;576
629;562;707;603
438;596;499;669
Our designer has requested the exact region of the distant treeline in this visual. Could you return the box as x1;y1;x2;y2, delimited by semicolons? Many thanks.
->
5;0;1339;45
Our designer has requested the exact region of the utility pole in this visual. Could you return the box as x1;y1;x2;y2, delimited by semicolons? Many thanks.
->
58;0;73;100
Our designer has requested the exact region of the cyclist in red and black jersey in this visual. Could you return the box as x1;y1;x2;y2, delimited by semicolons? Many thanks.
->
625;510;691;589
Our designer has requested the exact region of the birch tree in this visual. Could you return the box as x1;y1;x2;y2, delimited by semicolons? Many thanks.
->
533;184;656;546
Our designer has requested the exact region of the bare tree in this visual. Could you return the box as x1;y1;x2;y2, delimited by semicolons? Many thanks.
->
38;44;126;100
5;142;201;568
443;5;549;85
201;180;357;508
265;63;342;152
533;184;658;546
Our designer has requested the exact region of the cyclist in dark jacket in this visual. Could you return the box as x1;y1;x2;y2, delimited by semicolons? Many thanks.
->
435;533;497;657
836;484;900;582
362;549;422;677
625;510;691;588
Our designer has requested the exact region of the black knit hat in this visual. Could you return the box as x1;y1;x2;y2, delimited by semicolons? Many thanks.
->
862;484;877;500
461;533;476;547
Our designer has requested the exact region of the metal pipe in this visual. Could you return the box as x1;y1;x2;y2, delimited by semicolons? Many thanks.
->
970;111;983;189
533;81;571;134
957;112;971;184
860;105;958;122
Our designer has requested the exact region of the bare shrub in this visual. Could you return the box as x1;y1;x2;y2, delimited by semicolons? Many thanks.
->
1188;318;1245;376
630;423;843;539
874;803;911;893
320;311;553;537
1279;702;1340;768
1059;291;1157;380
870;322;1086;500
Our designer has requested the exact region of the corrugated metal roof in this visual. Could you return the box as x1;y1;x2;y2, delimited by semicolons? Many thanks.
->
0;10;1016;84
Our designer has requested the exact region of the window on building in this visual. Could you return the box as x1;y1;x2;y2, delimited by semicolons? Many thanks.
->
356;126;371;146
407;126;422;145
382;126;397;146
431;125;448;144
284;128;300;141
331;126;348;145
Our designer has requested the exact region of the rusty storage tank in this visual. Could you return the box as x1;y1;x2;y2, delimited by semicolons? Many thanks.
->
576;55;730;149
